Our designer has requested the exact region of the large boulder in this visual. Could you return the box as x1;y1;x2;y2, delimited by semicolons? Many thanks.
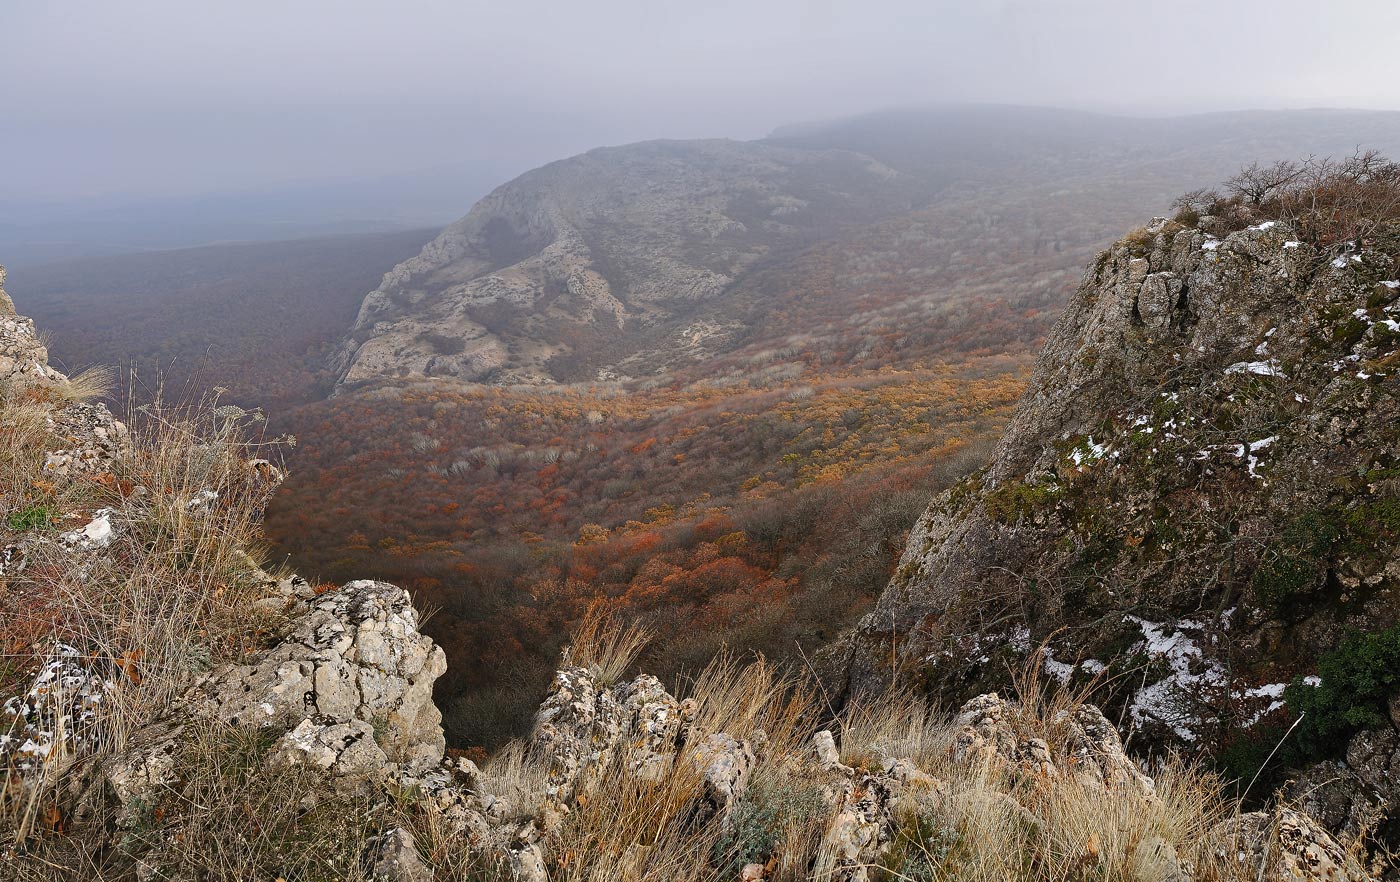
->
190;578;447;775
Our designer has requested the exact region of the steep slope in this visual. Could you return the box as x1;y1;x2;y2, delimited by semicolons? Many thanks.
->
833;174;1400;837
334;139;907;387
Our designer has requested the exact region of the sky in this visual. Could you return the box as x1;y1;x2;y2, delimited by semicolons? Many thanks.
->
3;0;1399;211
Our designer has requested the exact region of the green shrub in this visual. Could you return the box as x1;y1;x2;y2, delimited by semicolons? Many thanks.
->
713;772;828;874
1213;722;1292;800
5;503;56;532
1251;551;1324;609
1251;510;1341;609
1332;315;1370;347
1286;625;1400;760
1344;498;1400;548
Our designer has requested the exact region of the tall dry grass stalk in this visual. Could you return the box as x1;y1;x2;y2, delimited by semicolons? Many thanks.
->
566;604;650;685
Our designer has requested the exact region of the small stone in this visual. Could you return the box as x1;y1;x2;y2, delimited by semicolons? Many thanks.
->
366;827;433;882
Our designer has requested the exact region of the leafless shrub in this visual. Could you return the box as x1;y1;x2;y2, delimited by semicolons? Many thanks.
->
1178;151;1400;248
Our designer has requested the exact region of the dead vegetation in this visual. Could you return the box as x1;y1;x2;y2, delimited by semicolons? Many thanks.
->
1;376;290;851
1174;151;1400;247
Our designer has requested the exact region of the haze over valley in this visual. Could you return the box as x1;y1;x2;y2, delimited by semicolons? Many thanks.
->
7;3;1400;879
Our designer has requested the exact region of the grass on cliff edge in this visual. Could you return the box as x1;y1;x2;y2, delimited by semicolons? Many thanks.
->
1;373;290;848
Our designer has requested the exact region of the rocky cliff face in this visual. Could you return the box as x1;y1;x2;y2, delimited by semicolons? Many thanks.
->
833;213;1400;835
334;139;906;387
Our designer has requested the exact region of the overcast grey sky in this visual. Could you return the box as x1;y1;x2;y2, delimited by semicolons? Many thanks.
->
4;0;1398;205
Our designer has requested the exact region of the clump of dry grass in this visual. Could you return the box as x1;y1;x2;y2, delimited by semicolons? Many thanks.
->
566;604;650;685
476;739;552;822
839;691;950;770
15;719;380;881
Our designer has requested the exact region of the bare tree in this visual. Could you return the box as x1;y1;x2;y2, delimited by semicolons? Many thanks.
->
1223;160;1304;205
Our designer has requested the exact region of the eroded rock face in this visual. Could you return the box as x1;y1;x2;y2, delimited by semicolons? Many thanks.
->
1208;806;1370;882
620;674;684;780
44;403;129;477
1290;726;1400;842
0;644;113;781
949;693;1155;796
690;732;757;826
0;271;64;388
366;827;434;882
530;664;625;806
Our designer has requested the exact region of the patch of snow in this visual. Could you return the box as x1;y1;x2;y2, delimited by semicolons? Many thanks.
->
1303;675;1322;687
1124;616;1226;742
1284;241;1302;249
1069;436;1112;466
1202;239;1222;251
1041;649;1074;684
1244;682;1286;700
1234;436;1277;479
1249;221;1278;231
60;509;115;550
1225;360;1285;378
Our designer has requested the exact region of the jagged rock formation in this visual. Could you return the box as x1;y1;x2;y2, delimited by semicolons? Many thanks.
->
832;213;1400;840
333;139;906;387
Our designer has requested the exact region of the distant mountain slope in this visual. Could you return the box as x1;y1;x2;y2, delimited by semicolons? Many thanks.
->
334;139;910;387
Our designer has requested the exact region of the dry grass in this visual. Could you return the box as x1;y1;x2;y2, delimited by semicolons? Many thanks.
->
477;739;553;822
566;604;650;685
527;631;1371;882
1;378;290;850
839;691;950;770
12;720;380;881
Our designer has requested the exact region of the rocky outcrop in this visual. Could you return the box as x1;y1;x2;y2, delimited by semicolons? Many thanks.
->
833;213;1400;839
367;827;434;882
191;577;446;775
334;140;907;388
0;267;66;388
89;578;450;822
